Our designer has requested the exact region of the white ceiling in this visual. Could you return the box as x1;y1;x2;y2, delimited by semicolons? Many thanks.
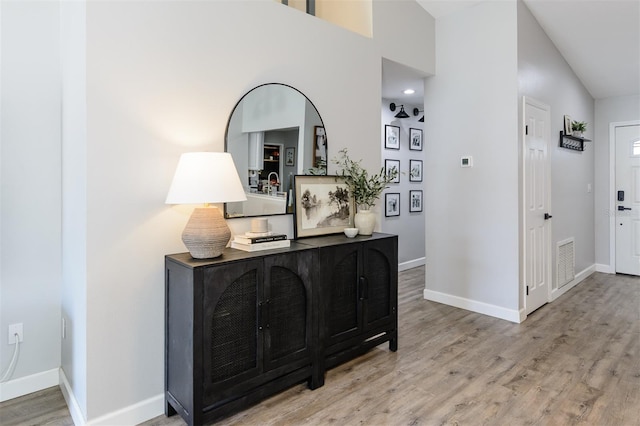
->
383;0;640;104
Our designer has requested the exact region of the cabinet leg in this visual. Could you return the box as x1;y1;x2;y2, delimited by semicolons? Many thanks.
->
309;372;325;390
389;336;398;352
309;361;325;389
165;398;177;417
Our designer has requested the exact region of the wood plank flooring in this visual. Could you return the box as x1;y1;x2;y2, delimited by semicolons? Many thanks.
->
1;269;638;425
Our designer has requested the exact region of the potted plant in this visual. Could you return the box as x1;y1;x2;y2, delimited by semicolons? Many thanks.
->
571;120;587;138
333;149;398;235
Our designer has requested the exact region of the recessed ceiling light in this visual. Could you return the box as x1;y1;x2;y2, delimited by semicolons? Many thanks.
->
403;89;415;95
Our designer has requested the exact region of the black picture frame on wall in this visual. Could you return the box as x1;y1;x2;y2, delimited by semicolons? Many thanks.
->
409;128;423;151
409;190;423;213
385;193;400;217
409;159;423;182
385;125;400;150
285;147;296;166
385;159;400;183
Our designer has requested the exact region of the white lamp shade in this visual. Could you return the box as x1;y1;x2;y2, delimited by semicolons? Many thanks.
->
166;152;247;204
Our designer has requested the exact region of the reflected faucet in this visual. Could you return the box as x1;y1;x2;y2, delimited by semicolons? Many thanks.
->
267;172;280;196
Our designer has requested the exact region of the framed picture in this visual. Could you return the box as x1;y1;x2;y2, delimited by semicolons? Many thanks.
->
385;159;400;183
409;128;423;151
314;126;327;170
409;190;423;213
285;147;296;166
385;193;400;217
293;175;355;239
564;115;572;135
385;125;400;150
409;159;423;182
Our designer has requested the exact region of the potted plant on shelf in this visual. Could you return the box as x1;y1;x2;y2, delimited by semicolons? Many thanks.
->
571;120;587;138
333;149;398;235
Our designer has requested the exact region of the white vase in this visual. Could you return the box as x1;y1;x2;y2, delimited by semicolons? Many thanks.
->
354;209;376;236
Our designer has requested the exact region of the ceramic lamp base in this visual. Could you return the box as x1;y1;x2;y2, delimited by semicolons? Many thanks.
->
182;207;231;259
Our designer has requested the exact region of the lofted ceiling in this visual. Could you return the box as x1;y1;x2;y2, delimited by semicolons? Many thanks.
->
383;0;640;104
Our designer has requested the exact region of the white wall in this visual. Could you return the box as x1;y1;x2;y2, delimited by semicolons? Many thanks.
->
373;0;435;75
518;1;595;295
0;0;62;400
423;1;520;320
381;99;425;269
0;0;434;420
594;95;640;270
73;0;434;421
60;0;88;418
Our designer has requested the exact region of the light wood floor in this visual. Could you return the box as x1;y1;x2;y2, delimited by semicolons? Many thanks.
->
1;268;638;425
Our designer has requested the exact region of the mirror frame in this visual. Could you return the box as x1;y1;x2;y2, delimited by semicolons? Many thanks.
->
224;83;327;219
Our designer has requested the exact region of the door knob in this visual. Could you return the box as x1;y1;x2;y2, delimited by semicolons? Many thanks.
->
618;206;632;211
544;213;553;220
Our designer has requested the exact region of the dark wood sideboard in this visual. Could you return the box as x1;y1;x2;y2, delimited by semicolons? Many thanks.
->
165;233;398;425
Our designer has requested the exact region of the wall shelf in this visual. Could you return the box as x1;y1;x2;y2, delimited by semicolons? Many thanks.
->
559;131;591;151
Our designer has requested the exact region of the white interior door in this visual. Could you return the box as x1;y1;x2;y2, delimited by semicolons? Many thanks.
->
523;97;551;315
615;124;640;276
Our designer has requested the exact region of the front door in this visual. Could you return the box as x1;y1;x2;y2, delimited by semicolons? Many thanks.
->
523;97;551;315
615;123;640;276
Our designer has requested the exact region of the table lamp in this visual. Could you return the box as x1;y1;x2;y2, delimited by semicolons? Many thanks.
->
166;152;247;258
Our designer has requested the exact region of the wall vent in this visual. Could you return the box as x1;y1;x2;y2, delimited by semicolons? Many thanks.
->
557;238;575;288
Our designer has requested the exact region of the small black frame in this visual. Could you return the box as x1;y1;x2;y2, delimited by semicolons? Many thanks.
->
409;190;423;213
385;192;400;217
409;159;423;182
385;125;400;150
409;128;423;151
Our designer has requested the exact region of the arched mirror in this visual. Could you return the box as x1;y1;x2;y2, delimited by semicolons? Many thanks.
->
225;83;327;218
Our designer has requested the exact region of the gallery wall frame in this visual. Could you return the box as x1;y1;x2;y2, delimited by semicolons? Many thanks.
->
409;159;423;182
385;159;400;183
385;125;400;150
409;190;423;213
409;128;423;151
385;192;400;217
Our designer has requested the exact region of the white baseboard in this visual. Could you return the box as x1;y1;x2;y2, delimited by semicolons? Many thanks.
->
423;289;521;323
399;257;425;272
0;367;59;402
551;264;596;301
518;308;527;323
59;369;87;426
595;263;614;274
87;393;164;426
60;368;164;425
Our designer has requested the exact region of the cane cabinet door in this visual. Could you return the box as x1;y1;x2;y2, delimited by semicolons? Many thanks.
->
319;243;362;347
202;259;262;404
263;250;315;371
362;238;396;331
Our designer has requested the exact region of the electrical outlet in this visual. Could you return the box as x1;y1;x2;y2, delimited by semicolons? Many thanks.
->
8;323;23;344
62;317;66;339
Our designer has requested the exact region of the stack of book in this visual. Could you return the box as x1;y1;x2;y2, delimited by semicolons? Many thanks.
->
230;231;290;252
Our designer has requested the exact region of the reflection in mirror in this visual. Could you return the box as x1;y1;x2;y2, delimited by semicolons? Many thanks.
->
225;83;327;218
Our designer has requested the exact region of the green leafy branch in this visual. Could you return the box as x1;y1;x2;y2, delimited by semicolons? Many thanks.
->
333;148;398;209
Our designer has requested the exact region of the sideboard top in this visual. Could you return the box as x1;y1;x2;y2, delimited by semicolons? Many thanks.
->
166;232;397;268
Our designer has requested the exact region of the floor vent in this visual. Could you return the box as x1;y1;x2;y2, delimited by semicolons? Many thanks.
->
557;238;575;288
